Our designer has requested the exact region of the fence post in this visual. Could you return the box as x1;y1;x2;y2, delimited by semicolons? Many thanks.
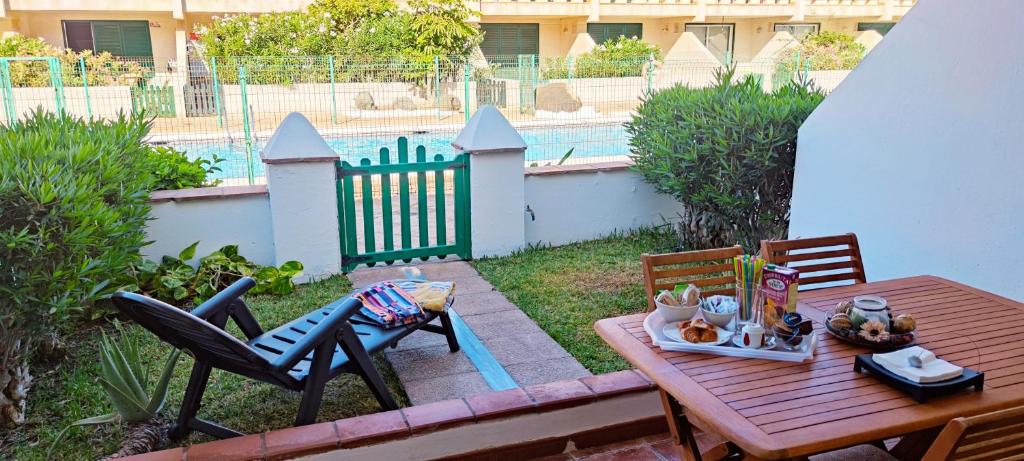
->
211;56;224;128
452;106;527;258
567;55;574;83
646;53;655;93
434;55;441;120
79;57;92;118
238;65;255;185
0;60;15;123
48;57;65;114
463;62;471;124
262;112;341;282
328;56;337;125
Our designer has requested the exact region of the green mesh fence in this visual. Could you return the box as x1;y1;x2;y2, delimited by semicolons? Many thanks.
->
0;54;848;186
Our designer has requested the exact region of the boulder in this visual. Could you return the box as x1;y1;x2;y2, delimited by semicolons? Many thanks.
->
535;83;582;113
354;91;376;110
392;96;419;111
443;94;462;111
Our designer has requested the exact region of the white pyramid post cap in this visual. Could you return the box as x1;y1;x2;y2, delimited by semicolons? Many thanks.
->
452;106;527;154
261;112;337;164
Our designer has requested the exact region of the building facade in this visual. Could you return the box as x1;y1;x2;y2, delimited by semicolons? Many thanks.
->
0;0;914;66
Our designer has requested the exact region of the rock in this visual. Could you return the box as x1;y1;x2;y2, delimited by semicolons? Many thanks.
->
354;91;375;110
535;83;582;113
443;94;462;111
392;96;419;111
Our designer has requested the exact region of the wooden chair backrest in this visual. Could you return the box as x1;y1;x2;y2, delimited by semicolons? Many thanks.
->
759;233;866;291
641;246;744;312
922;404;1024;461
111;292;273;376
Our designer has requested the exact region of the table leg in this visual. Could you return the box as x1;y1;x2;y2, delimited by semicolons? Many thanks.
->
889;427;942;461
659;389;735;461
660;388;703;461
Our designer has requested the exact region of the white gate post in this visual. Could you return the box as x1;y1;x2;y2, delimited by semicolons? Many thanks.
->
452;106;527;258
261;112;341;282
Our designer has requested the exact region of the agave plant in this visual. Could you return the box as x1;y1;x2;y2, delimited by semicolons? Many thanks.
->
50;321;181;458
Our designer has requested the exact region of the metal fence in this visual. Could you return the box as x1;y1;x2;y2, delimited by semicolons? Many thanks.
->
0;54;849;186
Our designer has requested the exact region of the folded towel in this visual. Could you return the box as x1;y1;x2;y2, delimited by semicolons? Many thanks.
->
394;280;455;312
873;346;963;383
355;282;426;329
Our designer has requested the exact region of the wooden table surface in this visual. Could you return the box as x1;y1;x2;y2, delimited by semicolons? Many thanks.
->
595;276;1024;460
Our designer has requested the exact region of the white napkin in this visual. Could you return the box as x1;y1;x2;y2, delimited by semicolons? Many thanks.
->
873;346;963;383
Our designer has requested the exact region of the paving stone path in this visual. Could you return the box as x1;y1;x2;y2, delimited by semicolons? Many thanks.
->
347;260;591;405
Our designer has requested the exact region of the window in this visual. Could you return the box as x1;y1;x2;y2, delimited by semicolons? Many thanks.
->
857;22;896;36
684;23;735;64
587;23;643;46
62;20;153;57
479;23;540;58
774;23;820;40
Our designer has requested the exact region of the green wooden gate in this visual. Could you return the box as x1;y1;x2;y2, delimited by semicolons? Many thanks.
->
131;84;175;117
336;137;471;272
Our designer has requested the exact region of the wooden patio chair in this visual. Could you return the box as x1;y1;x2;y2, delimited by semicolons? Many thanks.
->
641;245;744;312
759;233;867;291
111;277;459;440
812;404;1024;461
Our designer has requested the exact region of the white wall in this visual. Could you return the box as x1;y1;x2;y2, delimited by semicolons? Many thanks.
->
789;0;1024;301
525;168;683;247
145;194;276;266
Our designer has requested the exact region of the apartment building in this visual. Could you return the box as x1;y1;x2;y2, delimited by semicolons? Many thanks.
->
0;0;915;66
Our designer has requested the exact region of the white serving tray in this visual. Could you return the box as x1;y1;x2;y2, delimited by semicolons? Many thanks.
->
644;311;817;362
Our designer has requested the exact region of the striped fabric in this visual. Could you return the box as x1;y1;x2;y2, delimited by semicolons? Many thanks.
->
355;282;426;329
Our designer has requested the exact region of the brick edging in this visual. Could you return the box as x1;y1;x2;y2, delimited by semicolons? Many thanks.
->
122;369;655;461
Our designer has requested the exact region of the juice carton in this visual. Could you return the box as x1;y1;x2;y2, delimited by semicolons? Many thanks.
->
762;264;799;326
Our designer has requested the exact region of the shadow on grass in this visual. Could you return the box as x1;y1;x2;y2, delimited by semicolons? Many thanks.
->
3;275;409;461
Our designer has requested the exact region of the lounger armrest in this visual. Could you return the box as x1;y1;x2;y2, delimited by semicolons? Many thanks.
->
192;277;257;321
271;297;363;373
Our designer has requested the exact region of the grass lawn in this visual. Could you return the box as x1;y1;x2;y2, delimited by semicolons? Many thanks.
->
473;227;677;374
1;275;408;461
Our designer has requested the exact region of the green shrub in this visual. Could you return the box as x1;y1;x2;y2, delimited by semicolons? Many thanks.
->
627;68;825;252
0;35;147;87
0;110;154;428
145;145;223;190
129;242;303;306
779;31;865;73
194;0;480;83
543;36;661;79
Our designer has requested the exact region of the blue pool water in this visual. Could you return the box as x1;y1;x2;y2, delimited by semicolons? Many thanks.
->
176;124;631;181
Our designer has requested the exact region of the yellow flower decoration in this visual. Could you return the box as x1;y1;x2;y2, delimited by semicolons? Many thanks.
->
858;319;890;343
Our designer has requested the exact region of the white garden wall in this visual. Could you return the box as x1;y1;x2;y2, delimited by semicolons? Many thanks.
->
788;0;1024;301
145;189;276;267
524;165;683;247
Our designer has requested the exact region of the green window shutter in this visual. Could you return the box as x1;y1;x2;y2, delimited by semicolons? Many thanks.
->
91;22;125;56
119;21;153;57
515;24;539;56
479;24;501;56
90;21;152;57
588;23;642;45
857;22;895;36
479;23;538;57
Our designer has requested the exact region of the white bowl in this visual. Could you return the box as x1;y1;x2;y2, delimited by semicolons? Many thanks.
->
655;300;699;323
700;307;736;329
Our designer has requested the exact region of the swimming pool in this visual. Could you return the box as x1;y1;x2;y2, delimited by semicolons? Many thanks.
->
176;124;631;182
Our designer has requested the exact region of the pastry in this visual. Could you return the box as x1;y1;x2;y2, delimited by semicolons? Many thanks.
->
656;290;680;306
893;314;916;333
679;319;718;343
835;300;854;315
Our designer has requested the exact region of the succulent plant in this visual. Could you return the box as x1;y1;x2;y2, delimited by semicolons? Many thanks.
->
49;321;181;456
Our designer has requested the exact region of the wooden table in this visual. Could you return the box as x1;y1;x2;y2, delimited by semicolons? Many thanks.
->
595;276;1024;460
